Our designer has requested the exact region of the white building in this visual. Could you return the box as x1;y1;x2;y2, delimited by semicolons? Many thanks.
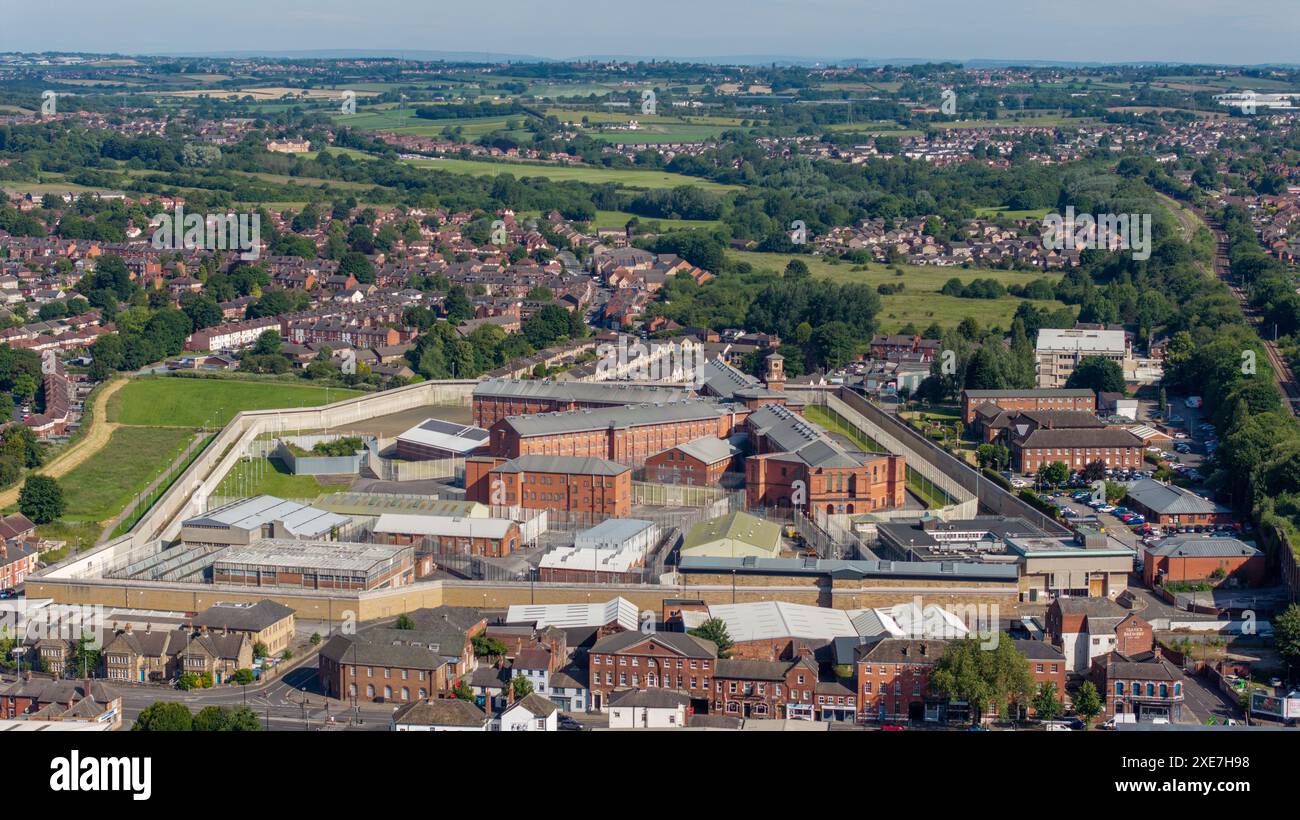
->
497;693;559;731
390;698;490;731
607;689;689;729
1035;328;1130;388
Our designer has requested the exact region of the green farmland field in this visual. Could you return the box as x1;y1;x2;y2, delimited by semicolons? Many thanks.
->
730;251;1072;332
405;156;740;191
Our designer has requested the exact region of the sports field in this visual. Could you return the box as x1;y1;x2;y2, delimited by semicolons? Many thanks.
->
106;378;363;428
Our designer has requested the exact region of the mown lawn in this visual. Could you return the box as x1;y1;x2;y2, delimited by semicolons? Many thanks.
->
215;456;351;501
58;426;195;522
730;250;1072;332
107;378;363;428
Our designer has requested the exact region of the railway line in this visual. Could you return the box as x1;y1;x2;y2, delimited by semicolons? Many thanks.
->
1184;203;1300;417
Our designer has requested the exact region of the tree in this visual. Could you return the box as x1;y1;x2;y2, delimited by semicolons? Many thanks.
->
394;613;415;630
193;704;261;731
67;636;100;679
688;617;734;658
133;701;194;731
1074;680;1103;727
472;634;509;659
232;668;255;685
930;635;1034;724
1065;356;1125;394
1037;461;1068;487
451;679;473;700
1033;682;1064;722
1274;603;1300;678
18;474;64;524
511;674;535;700
251;329;282;356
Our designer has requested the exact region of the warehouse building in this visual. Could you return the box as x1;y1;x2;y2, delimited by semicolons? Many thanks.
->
211;539;414;591
372;513;521;558
395;418;491;461
180;496;350;548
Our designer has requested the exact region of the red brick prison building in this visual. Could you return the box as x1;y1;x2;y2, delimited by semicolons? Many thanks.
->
744;404;906;514
488;400;747;468
465;454;632;517
975;407;1107;444
1011;426;1144;475
961;388;1097;424
471;378;691;428
643;436;744;486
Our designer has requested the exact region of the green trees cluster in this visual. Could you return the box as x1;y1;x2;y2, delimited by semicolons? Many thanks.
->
133;702;261;731
929;635;1035;723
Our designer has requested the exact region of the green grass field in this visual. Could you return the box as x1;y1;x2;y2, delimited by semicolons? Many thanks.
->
730;251;1071;332
215;456;352;500
107;378;363;428
331;107;526;138
58;426;195;522
405;156;740;191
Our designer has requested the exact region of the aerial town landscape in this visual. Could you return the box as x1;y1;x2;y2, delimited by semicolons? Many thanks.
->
0;2;1298;790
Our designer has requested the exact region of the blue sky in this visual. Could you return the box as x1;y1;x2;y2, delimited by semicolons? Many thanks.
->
2;0;1296;65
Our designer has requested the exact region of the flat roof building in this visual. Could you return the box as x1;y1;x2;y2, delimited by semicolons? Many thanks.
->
681;511;783;560
211;538;414;591
181;495;350;548
395;418;490;461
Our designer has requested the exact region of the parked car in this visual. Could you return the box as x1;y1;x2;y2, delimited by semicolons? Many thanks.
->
558;715;584;731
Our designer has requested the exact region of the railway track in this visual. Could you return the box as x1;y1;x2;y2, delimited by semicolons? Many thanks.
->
1196;210;1300;416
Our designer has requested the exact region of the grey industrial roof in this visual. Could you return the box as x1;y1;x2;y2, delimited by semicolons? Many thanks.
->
1125;479;1230;515
489;454;630;477
577;517;658;544
607;688;691;709
1147;536;1260;559
503;399;729;436
396;418;489;452
474;378;690;405
706;601;857;643
677;555;1019;581
877;516;1045;550
184;495;349;537
660;435;743;465
212;538;409;573
698;358;759;399
746;403;825;453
